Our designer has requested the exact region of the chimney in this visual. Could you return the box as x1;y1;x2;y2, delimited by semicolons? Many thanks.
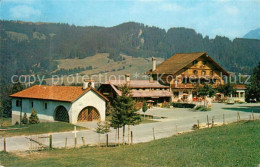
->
152;57;156;71
125;74;130;83
83;79;95;89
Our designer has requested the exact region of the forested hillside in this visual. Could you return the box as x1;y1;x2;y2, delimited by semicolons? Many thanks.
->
1;20;260;85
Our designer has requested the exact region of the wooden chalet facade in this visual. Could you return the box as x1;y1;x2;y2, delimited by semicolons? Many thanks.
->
147;52;245;102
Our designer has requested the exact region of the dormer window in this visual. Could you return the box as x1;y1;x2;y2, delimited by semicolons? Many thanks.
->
210;71;214;76
192;60;198;65
193;70;198;75
202;71;206;75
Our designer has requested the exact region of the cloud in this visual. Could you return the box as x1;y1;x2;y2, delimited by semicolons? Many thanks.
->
9;5;41;19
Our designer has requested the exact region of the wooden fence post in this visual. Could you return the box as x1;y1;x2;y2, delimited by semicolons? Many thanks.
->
4;138;6;152
197;120;200;129
106;134;108;147
152;128;155;140
82;137;85;146
49;134;52;149
207;115;209;128
65;137;67;148
211;116;214;128
131;131;133;145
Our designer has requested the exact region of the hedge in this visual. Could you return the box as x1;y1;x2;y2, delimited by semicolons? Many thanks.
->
171;103;196;108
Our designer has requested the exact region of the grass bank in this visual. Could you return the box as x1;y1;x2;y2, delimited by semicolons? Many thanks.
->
1;120;259;167
0;122;86;137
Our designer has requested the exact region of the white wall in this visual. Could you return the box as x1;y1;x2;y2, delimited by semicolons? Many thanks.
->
12;89;106;124
12;98;72;124
71;89;106;123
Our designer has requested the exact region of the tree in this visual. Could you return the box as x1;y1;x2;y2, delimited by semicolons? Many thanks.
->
246;62;260;102
21;113;29;124
198;84;216;98
29;109;40;124
142;101;148;119
217;83;235;97
1;82;25;118
198;84;216;107
110;84;140;145
96;121;110;147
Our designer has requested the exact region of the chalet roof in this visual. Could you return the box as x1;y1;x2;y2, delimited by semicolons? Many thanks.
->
10;85;108;102
107;80;168;88
101;80;171;98
147;52;229;76
131;90;172;98
234;84;246;90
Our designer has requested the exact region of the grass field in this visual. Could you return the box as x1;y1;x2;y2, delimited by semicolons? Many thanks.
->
1;120;259;167
0;121;86;137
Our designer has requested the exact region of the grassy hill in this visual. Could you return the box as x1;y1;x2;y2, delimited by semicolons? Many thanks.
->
1;120;259;166
45;53;164;84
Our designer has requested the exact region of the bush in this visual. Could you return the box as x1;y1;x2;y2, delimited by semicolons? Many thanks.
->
29;109;40;124
195;105;211;111
161;102;170;108
21;113;29;124
171;103;195;108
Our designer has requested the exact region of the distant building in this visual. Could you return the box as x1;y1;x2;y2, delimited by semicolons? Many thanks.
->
10;80;108;124
98;74;172;104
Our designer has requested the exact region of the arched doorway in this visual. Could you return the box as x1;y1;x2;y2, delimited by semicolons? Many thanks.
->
77;106;100;122
54;106;69;122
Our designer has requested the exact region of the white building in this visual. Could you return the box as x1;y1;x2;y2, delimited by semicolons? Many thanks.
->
10;82;108;124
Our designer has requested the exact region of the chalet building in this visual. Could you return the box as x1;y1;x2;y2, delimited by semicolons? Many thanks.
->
147;52;246;102
10;81;108;124
98;74;172;104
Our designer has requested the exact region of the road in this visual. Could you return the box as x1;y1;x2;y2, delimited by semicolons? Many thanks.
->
0;103;259;152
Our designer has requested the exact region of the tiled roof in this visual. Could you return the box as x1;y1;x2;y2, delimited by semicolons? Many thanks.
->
147;52;229;76
107;80;169;88
131;90;172;98
10;85;108;102
234;84;246;90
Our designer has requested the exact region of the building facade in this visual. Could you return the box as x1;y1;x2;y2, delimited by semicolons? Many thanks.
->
10;82;108;124
147;52;246;102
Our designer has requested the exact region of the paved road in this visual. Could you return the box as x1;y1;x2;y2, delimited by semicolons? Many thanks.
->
0;103;259;152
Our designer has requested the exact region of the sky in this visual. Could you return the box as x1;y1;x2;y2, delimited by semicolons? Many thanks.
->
0;0;259;39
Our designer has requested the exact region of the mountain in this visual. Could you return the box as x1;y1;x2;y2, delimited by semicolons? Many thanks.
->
243;28;260;40
0;20;260;85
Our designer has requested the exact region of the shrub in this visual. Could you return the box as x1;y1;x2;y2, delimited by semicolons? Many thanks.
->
21;113;29;124
171;103;195;108
195;105;211;111
162;102;170;108
29;109;40;124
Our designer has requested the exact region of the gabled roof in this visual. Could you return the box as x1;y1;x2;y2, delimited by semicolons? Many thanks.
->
10;85;108;102
147;52;229;76
106;80;169;88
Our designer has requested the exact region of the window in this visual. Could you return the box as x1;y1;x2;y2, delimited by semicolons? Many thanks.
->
193;70;198;75
173;92;179;97
31;101;34;108
192;60;198;65
210;71;214;76
45;102;48;110
201;71;206;75
16;100;21;107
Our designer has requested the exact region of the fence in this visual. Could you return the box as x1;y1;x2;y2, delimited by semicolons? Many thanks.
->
0;112;260;152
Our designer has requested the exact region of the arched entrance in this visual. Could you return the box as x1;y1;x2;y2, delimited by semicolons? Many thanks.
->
54;105;69;122
77;106;100;122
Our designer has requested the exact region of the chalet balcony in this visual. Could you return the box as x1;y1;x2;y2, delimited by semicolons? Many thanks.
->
171;83;220;89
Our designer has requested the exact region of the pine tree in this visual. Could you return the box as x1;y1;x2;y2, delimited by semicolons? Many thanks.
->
29;109;40;124
246;62;260;102
110;84;140;145
96;121;110;147
142;101;148;119
21;113;29;124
